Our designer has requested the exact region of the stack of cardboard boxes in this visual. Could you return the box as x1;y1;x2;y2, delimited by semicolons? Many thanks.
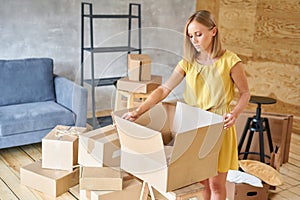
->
20;126;86;197
115;54;162;110
20;101;228;199
20;125;143;199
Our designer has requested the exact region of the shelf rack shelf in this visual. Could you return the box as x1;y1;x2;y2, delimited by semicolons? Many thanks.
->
81;2;141;129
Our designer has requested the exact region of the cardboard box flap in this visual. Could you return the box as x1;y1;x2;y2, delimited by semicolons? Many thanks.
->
114;115;164;153
169;129;198;164
172;102;224;133
114;116;167;174
198;122;224;159
120;148;168;174
169;102;224;163
135;103;170;132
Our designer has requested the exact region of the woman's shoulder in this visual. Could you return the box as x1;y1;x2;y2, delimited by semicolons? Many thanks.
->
178;58;194;71
220;50;241;65
218;50;242;71
223;50;240;60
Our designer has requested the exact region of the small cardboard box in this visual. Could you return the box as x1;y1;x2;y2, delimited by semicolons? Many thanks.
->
235;111;293;164
113;101;225;192
80;166;123;191
116;75;162;94
20;160;79;197
128;54;151;81
226;181;269;200
80;176;142;200
78;125;120;167
42;125;87;171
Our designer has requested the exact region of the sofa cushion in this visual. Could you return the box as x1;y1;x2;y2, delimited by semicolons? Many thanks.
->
0;101;75;137
0;58;55;106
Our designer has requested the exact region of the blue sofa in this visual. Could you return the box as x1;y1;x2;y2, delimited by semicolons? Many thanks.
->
0;58;88;149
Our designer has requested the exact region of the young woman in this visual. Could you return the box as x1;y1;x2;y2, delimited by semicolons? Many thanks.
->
123;10;250;200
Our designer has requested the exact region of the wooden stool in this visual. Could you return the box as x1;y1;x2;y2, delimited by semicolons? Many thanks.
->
114;89;152;111
238;95;276;163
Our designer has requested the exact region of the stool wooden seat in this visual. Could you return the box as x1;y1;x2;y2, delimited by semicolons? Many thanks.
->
114;89;152;111
238;95;276;163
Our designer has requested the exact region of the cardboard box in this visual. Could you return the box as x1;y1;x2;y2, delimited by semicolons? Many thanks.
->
116;75;162;94
20;160;79;197
235;111;293;164
226;181;269;200
113;101;225;192
128;54;151;81
42;125;87;171
80;175;142;200
78;125;120;167
80;167;123;191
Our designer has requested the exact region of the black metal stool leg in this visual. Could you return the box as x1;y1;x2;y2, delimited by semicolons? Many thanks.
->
238;117;252;154
264;118;274;154
257;119;265;163
243;130;254;160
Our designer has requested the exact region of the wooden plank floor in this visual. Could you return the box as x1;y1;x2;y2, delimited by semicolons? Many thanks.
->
1;133;300;200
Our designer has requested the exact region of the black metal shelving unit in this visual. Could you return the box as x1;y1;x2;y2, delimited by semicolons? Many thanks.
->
81;2;141;129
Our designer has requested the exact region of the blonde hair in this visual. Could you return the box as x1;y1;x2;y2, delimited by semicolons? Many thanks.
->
183;10;222;62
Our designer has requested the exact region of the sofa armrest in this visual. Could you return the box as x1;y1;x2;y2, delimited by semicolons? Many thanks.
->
54;76;88;127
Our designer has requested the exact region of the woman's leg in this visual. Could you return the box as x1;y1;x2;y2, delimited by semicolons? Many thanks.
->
200;179;211;200
209;172;228;200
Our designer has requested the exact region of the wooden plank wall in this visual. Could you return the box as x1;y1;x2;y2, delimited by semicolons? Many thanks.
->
196;0;300;134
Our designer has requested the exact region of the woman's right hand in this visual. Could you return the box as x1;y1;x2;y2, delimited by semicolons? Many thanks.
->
122;110;140;122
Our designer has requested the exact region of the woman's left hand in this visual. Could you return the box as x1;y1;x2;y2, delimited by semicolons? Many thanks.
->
223;113;236;129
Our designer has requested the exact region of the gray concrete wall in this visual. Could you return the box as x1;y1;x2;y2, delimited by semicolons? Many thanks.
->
0;0;195;111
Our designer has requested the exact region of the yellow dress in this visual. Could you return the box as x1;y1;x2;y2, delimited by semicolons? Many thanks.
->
179;50;240;172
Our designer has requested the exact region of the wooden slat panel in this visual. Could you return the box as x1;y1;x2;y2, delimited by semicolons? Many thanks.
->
219;0;257;57
196;0;220;21
196;0;300;136
254;0;300;65
0;147;77;200
277;189;300;200
242;60;300;134
288;157;300;167
0;178;18;200
289;185;300;197
283;163;300;175
0;147;34;177
20;143;42;161
0;157;39;200
280;166;300;182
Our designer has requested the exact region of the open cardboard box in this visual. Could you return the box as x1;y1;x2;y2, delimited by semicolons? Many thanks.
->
113;101;225;192
226;181;269;200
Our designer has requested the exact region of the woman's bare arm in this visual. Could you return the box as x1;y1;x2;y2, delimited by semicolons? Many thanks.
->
123;65;185;121
224;62;250;128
